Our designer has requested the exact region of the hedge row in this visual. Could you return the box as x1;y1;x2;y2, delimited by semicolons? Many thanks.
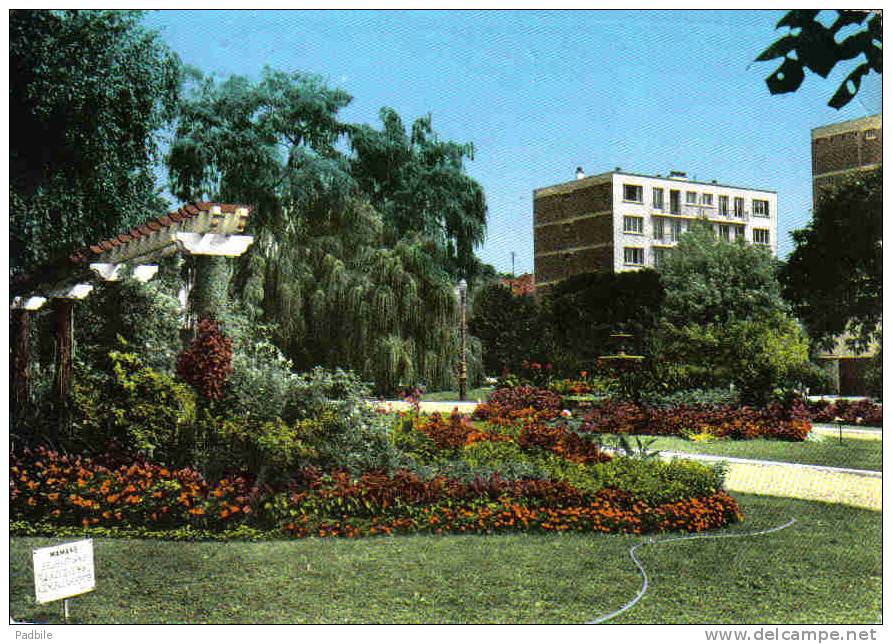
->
580;399;811;441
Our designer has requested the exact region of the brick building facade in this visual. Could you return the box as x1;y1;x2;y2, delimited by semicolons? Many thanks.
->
810;114;882;396
811;113;882;200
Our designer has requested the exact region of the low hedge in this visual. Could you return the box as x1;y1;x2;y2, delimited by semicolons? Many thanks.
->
11;447;739;537
807;399;882;427
580;399;811;441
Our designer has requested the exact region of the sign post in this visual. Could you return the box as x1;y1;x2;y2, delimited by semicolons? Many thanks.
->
32;539;96;622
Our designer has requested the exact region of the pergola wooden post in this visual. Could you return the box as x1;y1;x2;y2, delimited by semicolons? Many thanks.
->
10;296;47;425
11;309;32;410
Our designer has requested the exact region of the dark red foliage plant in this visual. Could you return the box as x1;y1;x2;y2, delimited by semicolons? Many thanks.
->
474;386;563;423
807;399;882;426
176;318;233;400
580;399;812;441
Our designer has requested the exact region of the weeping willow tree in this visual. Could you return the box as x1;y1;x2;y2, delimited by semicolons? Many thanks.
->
167;67;484;394
349;108;488;280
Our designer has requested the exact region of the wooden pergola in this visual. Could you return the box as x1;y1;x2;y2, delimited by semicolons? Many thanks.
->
10;202;254;416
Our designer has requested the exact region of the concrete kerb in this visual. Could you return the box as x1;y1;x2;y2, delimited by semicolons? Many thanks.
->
811;423;882;436
658;450;882;478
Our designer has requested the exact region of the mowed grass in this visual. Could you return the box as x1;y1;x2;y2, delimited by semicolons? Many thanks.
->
420;386;493;402
9;495;880;624
639;435;882;471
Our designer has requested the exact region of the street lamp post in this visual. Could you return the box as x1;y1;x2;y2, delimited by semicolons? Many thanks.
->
456;278;468;401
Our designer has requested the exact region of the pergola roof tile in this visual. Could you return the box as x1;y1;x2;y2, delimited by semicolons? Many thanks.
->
67;202;253;265
12;202;253;300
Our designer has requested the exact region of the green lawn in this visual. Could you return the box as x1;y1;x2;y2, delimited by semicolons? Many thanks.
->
420;386;493;402
635;435;882;472
9;494;880;624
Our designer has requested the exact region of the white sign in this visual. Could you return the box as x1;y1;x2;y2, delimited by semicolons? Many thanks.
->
33;539;95;604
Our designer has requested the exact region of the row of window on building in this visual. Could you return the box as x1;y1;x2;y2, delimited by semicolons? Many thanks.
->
621;229;771;268
622;215;770;245
622;184;770;217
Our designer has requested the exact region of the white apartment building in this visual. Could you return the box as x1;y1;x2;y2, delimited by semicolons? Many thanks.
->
613;170;777;271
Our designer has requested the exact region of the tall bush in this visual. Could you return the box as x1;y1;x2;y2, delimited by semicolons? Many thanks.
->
469;280;551;376
544;269;664;374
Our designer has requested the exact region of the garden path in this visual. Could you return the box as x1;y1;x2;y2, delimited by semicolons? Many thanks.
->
657;451;882;511
375;400;479;414
811;423;882;440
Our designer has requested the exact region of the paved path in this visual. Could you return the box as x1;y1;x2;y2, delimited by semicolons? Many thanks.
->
656;448;882;511
374;400;480;414
720;460;881;511
811;423;882;440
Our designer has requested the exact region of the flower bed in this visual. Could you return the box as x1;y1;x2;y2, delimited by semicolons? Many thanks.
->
473;386;563;424
10;448;260;530
580;399;811;441
10;447;740;537
807;399;882;427
473;387;811;441
414;412;610;464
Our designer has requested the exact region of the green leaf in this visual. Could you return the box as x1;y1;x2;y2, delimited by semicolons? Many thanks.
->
828;62;871;109
755;34;797;61
766;57;806;94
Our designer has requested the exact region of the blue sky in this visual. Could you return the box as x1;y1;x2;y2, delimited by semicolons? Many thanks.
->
145;9;881;275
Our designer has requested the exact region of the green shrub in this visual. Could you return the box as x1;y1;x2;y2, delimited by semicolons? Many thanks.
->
75;273;184;373
389;414;439;461
468;281;552;376
650;314;812;405
544;269;664;374
212;416;313;483
226;335;297;423
460;440;604;494
864;349;882;400
642;388;740;407
592;456;725;505
283;368;410;473
67;346;197;463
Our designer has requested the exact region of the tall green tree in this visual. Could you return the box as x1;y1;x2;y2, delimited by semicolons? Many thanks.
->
349;108;487;278
653;223;811;402
545;269;664;371
781;168;882;352
658;222;786;327
10;10;181;276
756;9;882;109
167;69;483;393
469;281;551;376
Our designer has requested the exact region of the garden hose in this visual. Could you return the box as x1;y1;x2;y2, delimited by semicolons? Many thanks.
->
586;518;797;624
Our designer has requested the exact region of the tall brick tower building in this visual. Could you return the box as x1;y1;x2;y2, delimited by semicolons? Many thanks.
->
810;114;882;396
811;113;882;201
